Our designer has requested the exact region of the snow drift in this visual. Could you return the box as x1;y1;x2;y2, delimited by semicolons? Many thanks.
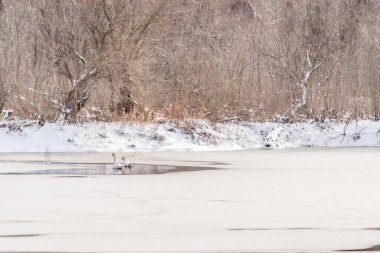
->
1;119;380;152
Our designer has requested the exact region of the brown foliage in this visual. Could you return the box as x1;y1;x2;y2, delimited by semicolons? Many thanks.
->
0;0;379;122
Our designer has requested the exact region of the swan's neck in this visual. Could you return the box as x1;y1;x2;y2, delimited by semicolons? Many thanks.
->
113;155;116;165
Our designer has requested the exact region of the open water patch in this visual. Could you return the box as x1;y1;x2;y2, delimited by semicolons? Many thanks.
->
0;162;218;176
342;245;380;251
0;234;43;238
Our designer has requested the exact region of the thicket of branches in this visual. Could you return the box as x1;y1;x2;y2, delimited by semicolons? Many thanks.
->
0;0;380;122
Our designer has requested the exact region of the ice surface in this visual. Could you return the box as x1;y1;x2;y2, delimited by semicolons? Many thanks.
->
1;149;380;252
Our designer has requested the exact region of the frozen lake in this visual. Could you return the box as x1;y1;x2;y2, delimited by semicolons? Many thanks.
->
1;148;380;252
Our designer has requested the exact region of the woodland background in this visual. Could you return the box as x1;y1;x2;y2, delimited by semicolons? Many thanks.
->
0;0;379;122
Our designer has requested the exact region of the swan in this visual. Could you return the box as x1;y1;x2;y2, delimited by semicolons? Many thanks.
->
121;156;132;171
112;153;124;171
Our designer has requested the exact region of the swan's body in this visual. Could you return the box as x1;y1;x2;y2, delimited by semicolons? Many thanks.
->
122;156;132;171
112;153;124;170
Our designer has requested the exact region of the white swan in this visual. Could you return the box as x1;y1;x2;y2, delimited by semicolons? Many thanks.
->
112;153;124;171
121;156;132;171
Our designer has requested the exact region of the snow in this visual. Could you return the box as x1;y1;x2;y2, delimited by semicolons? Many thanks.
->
1;109;13;119
1;149;380;252
1;119;380;152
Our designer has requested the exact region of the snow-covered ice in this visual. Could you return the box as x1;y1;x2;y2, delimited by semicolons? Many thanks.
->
2;118;380;251
1;149;380;252
1;119;380;152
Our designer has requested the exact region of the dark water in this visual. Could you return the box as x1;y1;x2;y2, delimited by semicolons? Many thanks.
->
0;234;43;238
342;244;380;251
0;162;218;176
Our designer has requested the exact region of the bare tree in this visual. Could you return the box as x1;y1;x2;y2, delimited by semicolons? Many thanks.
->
0;80;9;115
0;0;379;122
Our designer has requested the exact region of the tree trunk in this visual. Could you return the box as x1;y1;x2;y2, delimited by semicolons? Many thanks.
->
64;69;97;121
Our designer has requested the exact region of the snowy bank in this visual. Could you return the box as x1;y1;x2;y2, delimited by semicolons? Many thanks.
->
1;119;380;152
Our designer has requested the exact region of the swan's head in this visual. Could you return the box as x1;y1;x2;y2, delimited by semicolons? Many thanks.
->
121;156;125;161
112;152;115;157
